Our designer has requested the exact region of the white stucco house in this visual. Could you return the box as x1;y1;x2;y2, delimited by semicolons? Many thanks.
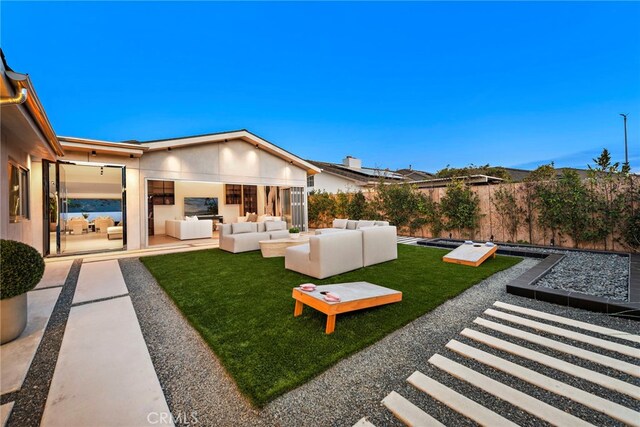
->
0;50;320;257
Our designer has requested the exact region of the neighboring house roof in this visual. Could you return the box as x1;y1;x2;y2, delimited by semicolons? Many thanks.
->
306;160;407;186
0;49;64;158
502;166;591;182
395;168;435;181
411;174;504;188
139;129;321;175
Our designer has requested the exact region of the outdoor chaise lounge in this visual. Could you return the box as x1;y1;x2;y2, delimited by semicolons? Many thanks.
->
285;225;397;279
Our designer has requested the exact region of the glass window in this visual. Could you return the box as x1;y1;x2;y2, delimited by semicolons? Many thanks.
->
8;162;29;222
307;175;314;187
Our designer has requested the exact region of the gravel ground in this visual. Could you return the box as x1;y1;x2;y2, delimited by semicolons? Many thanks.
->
535;252;629;301
120;254;640;427
432;240;631;301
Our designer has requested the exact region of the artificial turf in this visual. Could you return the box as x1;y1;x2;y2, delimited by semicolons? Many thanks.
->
141;244;520;406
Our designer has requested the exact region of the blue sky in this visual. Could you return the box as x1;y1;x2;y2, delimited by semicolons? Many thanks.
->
2;1;639;172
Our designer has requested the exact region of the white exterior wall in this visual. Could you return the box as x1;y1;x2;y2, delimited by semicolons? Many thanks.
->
309;172;363;194
0;132;34;249
139;138;308;248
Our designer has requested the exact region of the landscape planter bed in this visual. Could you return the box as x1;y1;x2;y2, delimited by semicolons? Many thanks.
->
417;239;640;320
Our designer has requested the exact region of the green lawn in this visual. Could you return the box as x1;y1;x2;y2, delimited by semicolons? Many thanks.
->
141;245;520;406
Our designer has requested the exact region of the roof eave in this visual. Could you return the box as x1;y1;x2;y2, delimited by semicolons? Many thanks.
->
5;70;64;157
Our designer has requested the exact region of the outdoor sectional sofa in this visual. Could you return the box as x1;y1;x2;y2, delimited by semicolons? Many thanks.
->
285;225;398;279
315;219;390;234
219;221;290;253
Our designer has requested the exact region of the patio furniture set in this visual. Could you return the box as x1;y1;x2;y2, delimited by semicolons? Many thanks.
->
66;216;123;240
219;217;403;333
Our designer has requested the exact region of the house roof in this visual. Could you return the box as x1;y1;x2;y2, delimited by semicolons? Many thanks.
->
412;174;504;188
306;159;408;185
58;136;147;157
139;129;321;175
502;166;591;182
0;49;64;158
395;168;435;181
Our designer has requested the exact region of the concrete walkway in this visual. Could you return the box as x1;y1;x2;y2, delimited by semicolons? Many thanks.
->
40;260;172;427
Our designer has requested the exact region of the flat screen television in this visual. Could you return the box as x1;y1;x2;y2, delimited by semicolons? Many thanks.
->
184;197;219;216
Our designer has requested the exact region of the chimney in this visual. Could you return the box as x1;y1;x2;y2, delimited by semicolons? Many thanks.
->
343;155;362;169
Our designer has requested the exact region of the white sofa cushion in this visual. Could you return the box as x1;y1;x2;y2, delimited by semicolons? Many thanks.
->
232;222;255;234
356;220;376;229
333;218;348;229
265;221;286;232
346;220;358;230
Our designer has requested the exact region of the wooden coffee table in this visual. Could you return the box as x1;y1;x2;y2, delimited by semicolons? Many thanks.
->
259;236;309;258
292;282;402;334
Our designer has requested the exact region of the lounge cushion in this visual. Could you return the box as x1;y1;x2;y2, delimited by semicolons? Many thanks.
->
333;218;348;229
232;222;255;234
356;220;376;229
265;221;286;232
346;220;358;230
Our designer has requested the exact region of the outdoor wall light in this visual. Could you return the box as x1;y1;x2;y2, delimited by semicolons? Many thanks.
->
255;144;259;149
167;147;172;151
130;154;134;159
91;150;97;157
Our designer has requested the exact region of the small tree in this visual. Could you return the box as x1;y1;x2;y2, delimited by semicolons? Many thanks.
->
307;191;336;227
531;163;562;245
440;180;481;238
556;170;591;248
346;191;368;220
492;185;524;242
586;148;626;250
375;182;420;231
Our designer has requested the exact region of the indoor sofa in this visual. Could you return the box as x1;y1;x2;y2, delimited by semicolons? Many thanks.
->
219;221;289;253
165;219;213;240
285;225;397;279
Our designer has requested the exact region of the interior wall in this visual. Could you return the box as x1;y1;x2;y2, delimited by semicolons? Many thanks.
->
152;181;241;235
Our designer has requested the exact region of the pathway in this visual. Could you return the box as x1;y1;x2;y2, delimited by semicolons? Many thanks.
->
359;300;640;426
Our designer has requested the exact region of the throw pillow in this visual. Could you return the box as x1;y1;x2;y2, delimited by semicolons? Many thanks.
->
346;220;358;230
356;220;376;229
374;221;389;227
247;213;258;222
333;218;348;229
232;222;254;234
265;221;285;232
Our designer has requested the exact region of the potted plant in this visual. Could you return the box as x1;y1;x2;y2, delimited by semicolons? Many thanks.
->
289;227;301;239
0;240;45;344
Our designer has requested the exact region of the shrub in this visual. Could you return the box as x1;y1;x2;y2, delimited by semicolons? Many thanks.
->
1;239;45;300
289;227;300;234
440;180;481;238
